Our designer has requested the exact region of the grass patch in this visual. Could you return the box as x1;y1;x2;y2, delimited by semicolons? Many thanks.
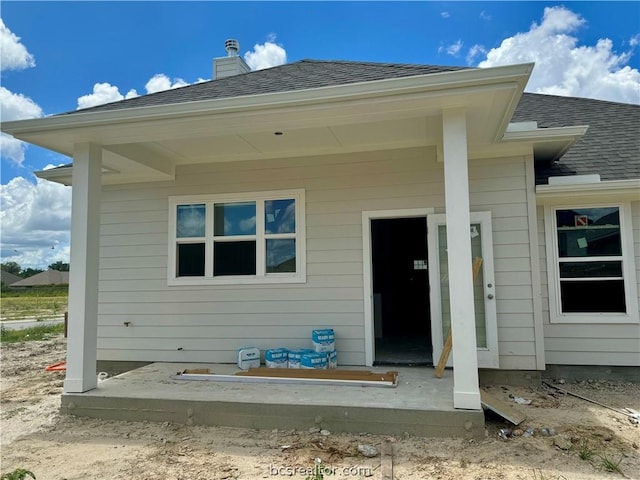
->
0;323;64;343
0;292;67;321
576;439;596;461
599;454;624;475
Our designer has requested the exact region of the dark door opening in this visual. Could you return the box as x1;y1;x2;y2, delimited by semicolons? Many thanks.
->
371;217;432;366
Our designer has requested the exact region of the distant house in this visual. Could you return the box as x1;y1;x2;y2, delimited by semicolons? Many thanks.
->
11;270;70;288
0;269;23;287
2;45;638;411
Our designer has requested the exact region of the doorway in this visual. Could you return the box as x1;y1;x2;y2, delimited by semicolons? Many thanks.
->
371;216;431;365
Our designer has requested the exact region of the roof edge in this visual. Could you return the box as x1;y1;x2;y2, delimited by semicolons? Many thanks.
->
536;178;640;203
2;63;534;139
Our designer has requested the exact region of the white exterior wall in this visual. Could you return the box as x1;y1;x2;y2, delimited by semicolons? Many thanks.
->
97;147;539;368
539;201;640;366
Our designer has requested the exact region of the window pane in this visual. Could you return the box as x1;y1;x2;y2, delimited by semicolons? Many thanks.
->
177;243;205;276
177;204;205;238
214;241;256;276
560;280;626;313
556;207;621;257
437;224;487;348
214;202;256;236
266;239;296;273
559;261;623;278
265;199;296;234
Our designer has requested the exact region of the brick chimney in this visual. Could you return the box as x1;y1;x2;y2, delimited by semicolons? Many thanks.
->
213;39;251;79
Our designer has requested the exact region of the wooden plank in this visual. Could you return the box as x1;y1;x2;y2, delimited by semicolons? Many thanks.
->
434;331;452;378
381;440;393;480
434;257;483;378
238;367;398;383
480;388;526;425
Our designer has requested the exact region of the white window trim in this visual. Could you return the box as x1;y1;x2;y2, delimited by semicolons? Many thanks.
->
544;202;638;324
168;189;306;286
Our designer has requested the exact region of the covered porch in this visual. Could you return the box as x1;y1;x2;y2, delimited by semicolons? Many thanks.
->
2;61;564;417
61;363;485;438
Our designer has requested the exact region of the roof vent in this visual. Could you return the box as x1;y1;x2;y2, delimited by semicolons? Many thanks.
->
225;39;240;57
213;39;250;79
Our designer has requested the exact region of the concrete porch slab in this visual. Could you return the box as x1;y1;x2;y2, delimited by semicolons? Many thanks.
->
61;363;485;438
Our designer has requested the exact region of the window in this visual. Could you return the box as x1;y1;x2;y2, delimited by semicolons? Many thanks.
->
169;190;305;285
546;204;638;323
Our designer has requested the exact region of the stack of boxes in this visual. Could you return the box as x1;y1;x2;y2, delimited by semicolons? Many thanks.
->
236;328;338;370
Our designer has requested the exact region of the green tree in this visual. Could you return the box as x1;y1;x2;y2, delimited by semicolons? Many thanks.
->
0;261;22;276
48;261;69;272
21;268;44;278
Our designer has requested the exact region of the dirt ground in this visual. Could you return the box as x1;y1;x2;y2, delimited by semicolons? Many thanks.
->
1;335;638;480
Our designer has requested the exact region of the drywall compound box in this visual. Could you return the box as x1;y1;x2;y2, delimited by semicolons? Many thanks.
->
288;349;313;369
237;347;260;370
300;351;328;369
312;328;335;353
326;350;338;369
265;348;289;368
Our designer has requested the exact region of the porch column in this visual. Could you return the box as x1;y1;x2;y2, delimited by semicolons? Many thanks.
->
64;143;102;393
441;108;481;410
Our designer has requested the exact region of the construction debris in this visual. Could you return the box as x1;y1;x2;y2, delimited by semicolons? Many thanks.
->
543;381;639;420
480;388;526;425
173;367;399;388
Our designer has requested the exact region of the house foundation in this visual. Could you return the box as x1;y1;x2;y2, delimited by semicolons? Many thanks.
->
61;363;485;438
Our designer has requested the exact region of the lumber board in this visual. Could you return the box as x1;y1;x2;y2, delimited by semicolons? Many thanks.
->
238;367;397;383
172;369;399;388
480;388;526;425
381;440;393;480
434;332;452;378
434;257;483;378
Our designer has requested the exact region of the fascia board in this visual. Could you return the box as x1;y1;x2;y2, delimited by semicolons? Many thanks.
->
536;179;640;204
2;63;534;137
502;125;589;161
502;125;589;143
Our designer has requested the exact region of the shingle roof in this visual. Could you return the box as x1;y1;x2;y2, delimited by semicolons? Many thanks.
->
59;59;638;184
0;269;23;286
10;269;69;287
67;59;468;115
513;93;640;184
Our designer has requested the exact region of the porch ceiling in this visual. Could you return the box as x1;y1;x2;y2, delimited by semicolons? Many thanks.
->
3;64;535;185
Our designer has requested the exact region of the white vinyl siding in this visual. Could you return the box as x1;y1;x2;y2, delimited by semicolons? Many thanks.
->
97;147;538;368
539;201;640;366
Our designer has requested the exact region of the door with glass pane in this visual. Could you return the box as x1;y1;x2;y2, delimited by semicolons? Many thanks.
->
427;212;499;368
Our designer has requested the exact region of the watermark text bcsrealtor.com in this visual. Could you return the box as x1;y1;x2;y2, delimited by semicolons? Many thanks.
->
267;463;373;477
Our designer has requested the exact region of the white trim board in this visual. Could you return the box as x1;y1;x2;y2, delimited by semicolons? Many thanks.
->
361;208;434;366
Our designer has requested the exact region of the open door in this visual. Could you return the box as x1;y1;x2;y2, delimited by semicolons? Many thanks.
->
428;211;499;368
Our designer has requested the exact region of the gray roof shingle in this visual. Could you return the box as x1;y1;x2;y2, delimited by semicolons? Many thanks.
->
60;59;639;184
67;59;467;115
513;93;640;184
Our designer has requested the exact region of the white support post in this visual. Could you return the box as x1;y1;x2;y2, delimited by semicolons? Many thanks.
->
441;108;481;410
64;143;102;393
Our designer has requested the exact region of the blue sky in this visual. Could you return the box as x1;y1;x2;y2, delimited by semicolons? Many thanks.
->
1;1;639;268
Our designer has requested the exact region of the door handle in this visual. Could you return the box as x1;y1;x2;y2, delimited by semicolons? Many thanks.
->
487;294;494;299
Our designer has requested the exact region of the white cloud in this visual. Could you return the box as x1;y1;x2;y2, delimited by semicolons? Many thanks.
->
441;12;450;19
477;6;640;103
0;176;71;269
0;18;35;71
77;82;139;109
144;73;188;94
445;40;463;57
0;21;43;166
467;44;487;65
76;73;194;110
0;86;44;166
244;38;287;70
480;11;491;21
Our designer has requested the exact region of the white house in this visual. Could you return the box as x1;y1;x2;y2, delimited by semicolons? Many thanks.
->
3;50;638;412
